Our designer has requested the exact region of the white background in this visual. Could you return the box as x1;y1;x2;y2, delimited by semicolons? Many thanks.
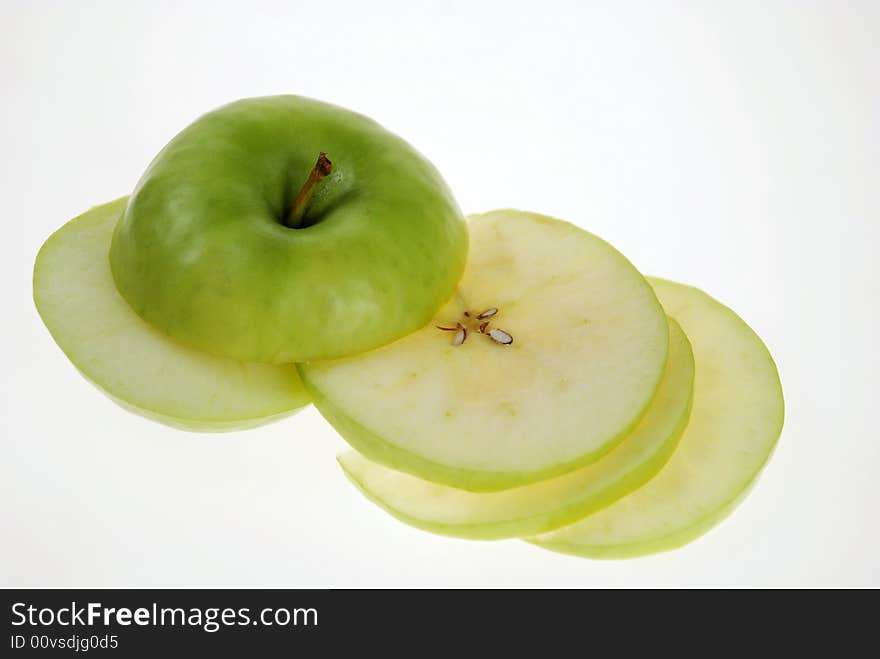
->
1;1;877;587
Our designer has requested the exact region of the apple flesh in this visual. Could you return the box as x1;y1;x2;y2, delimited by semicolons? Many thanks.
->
300;210;669;491
110;95;468;364
338;316;693;539
33;198;310;431
529;278;784;558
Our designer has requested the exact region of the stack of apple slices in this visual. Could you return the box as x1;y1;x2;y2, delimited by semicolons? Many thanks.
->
299;210;784;558
33;96;783;559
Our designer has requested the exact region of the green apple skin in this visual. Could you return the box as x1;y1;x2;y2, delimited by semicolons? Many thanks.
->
94;376;304;433
34;198;311;432
535;476;763;560
110;95;468;364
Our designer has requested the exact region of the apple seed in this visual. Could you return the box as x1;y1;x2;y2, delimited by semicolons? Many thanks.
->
453;324;467;347
488;328;513;345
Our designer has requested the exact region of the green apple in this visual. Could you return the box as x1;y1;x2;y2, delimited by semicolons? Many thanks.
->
338;316;693;539
529;278;784;558
33;198;310;431
300;210;670;491
110;95;467;364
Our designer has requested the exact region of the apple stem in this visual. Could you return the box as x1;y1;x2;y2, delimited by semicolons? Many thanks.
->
286;152;333;228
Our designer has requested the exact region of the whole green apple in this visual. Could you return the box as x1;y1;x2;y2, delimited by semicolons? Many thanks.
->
110;96;468;364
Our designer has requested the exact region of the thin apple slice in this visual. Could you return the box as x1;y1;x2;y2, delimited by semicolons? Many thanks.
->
529;278;784;558
33;198;310;431
300;210;669;491
338;316;693;539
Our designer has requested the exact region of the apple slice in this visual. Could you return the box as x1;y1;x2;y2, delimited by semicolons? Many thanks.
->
299;210;669;491
33;198;310;432
529;278;784;558
338;316;693;539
